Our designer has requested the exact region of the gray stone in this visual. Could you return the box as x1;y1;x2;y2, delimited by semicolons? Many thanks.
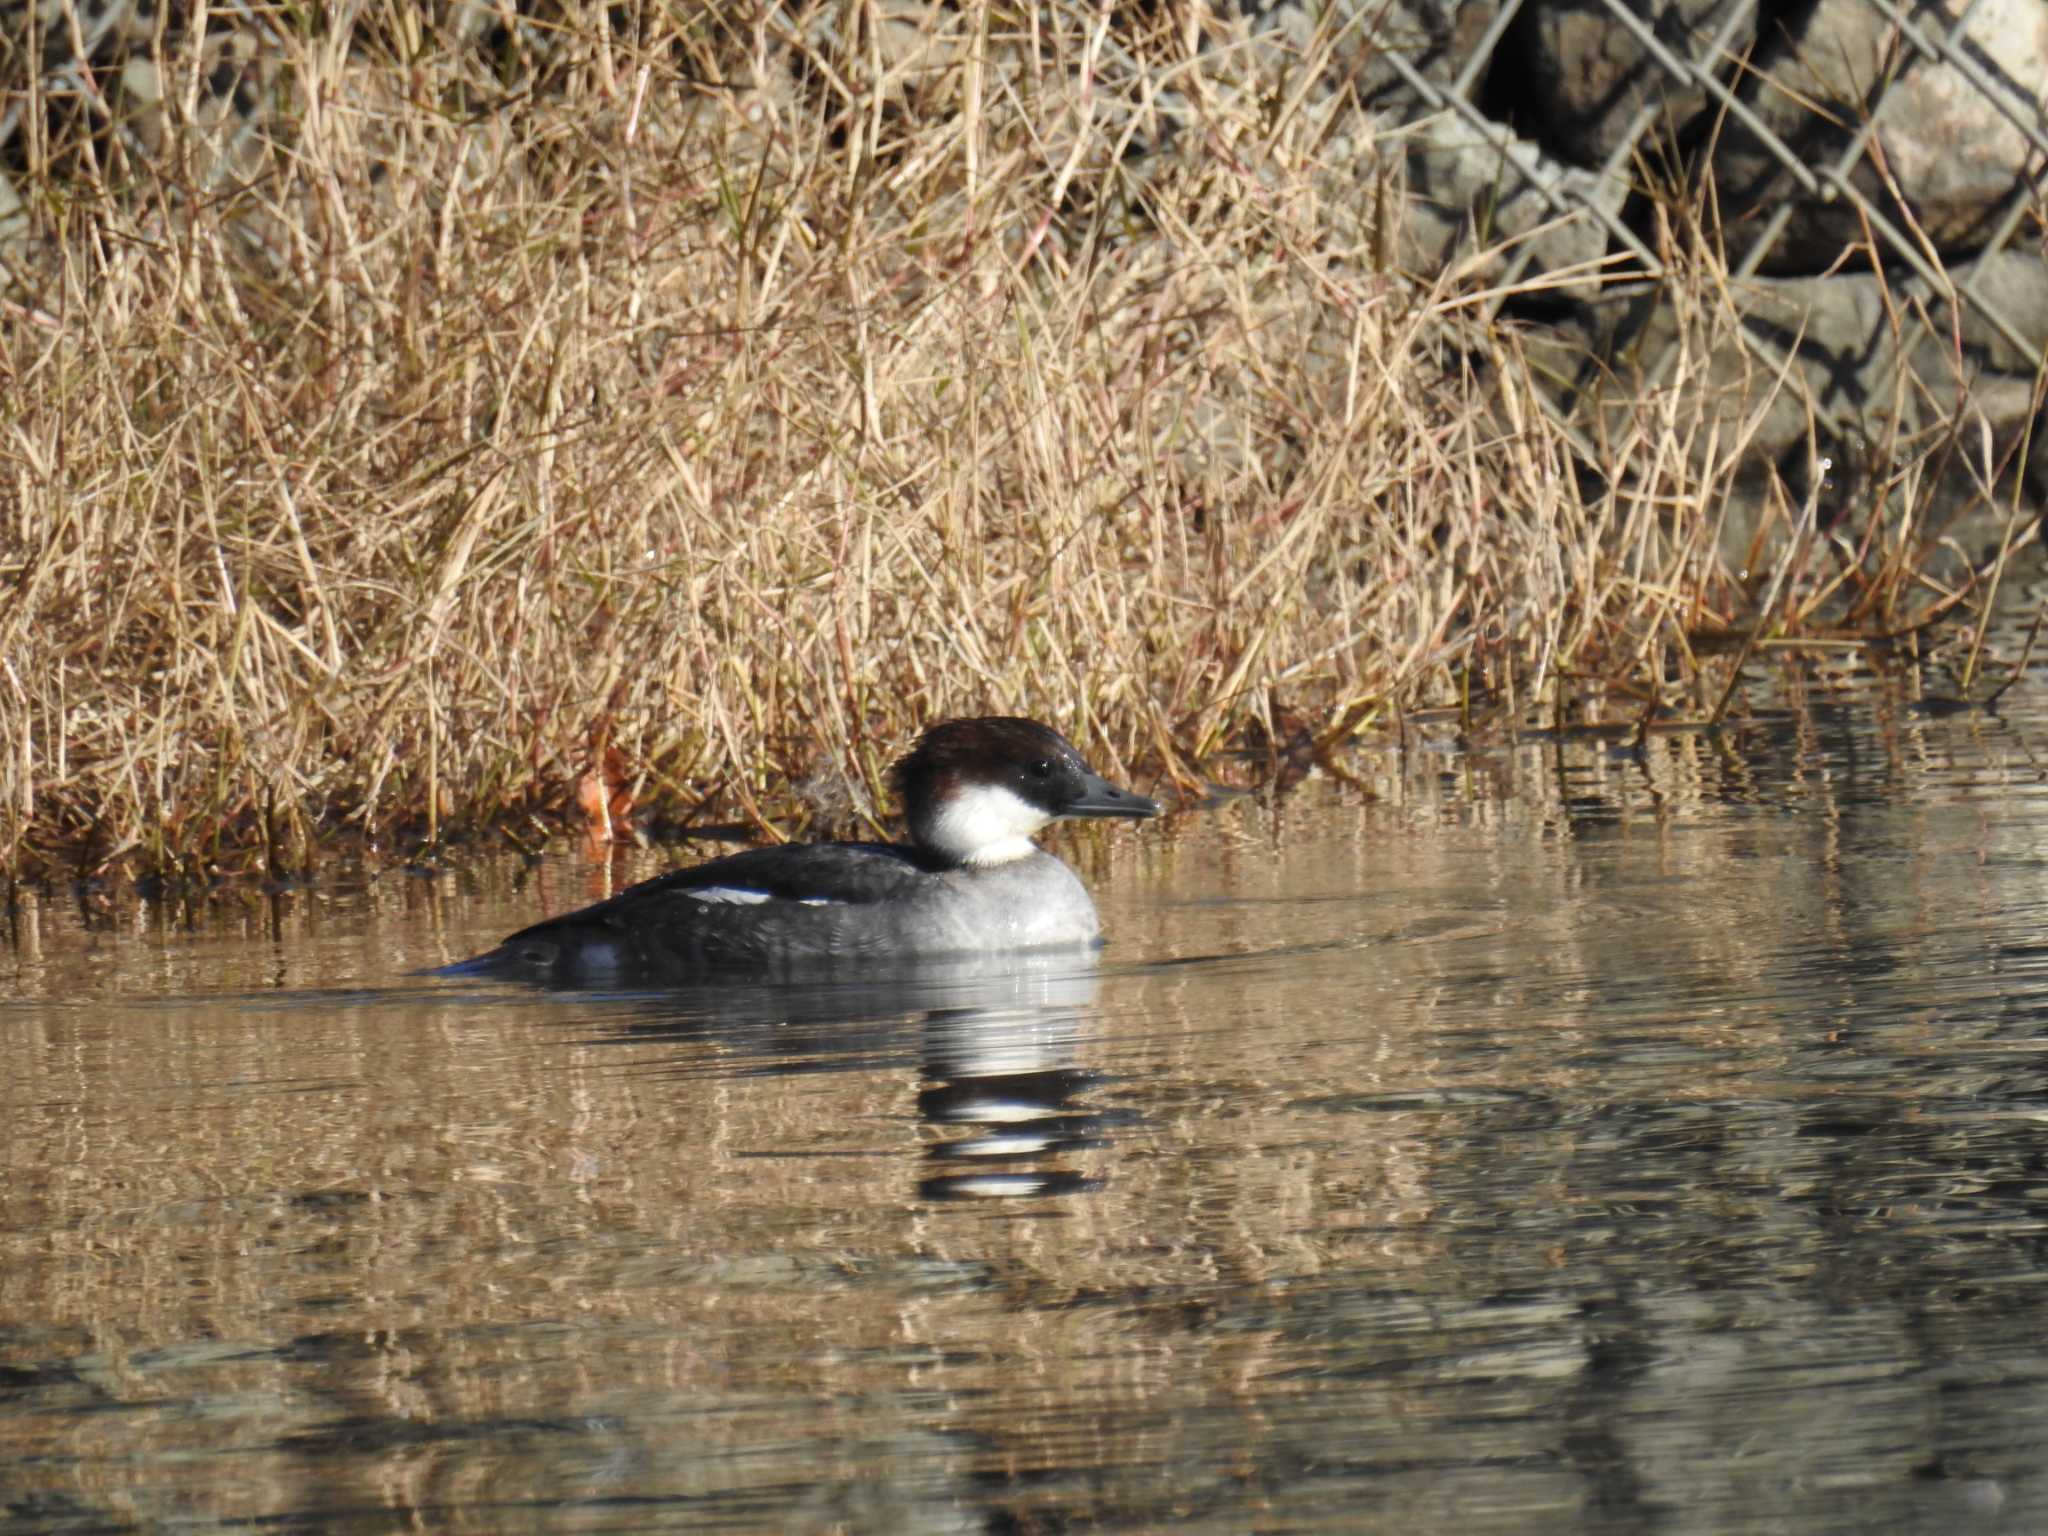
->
1507;0;1744;165
1239;0;1509;105
1389;112;1628;298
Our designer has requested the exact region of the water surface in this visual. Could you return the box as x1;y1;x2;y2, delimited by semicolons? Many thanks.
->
7;693;2048;1532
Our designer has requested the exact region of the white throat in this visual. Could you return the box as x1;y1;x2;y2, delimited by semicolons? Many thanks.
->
924;783;1051;867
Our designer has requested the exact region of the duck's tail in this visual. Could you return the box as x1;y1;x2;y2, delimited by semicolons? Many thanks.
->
420;932;626;987
420;949;518;979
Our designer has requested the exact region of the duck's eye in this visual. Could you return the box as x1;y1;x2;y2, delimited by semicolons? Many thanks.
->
1028;759;1055;779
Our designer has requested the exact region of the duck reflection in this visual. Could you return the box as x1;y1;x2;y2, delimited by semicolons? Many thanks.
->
564;952;1110;1203
917;968;1106;1201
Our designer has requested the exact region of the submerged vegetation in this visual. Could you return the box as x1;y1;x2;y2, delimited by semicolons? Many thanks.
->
0;3;2035;881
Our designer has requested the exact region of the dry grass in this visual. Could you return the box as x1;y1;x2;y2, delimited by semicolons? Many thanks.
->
0;1;1997;880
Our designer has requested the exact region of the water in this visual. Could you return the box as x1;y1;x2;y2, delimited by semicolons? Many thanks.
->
6;696;2048;1532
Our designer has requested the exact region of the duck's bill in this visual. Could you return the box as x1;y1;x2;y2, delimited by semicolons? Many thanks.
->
1066;773;1163;820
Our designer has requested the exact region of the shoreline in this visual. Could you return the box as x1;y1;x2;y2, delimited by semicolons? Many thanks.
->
2;12;2028;878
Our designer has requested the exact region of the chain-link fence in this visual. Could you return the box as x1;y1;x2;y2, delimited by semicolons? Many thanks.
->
1363;0;2047;488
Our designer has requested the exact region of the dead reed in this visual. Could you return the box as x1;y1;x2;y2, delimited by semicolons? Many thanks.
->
0;2;2000;880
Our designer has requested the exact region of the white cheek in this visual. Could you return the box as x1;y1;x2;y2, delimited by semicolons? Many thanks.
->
927;784;1051;866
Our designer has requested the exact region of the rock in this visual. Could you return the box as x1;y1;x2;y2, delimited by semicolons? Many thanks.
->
1390;113;1628;299
1501;0;1744;165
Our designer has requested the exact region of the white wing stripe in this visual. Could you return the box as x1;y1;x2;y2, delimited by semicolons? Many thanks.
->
686;886;844;907
687;886;773;905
